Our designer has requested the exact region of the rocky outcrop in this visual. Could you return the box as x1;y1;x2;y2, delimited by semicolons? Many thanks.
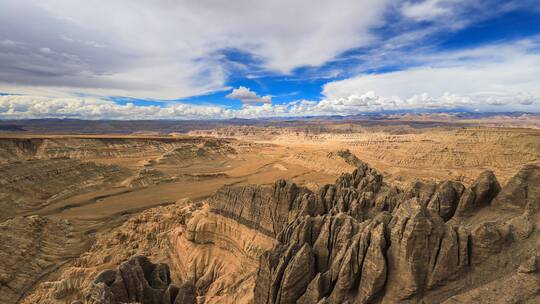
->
18;161;540;304
208;179;314;237
213;163;539;304
426;181;464;221
442;252;540;304
86;256;195;304
208;161;400;238
454;170;501;217
332;149;366;167
492;164;540;212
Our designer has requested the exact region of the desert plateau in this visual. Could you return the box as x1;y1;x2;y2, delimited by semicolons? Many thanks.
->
2;1;540;303
0;116;538;304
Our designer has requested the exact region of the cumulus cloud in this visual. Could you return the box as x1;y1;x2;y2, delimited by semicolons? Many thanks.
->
0;0;388;99
321;39;540;112
1;92;538;122
3;38;540;120
0;95;235;120
1;0;539;118
226;86;272;105
0;94;313;119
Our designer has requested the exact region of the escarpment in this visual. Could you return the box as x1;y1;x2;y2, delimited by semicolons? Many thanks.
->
207;162;540;304
26;162;540;304
0;137;237;165
207;179;314;237
0;159;131;220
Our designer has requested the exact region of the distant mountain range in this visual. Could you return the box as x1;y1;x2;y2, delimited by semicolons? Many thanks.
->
1;112;538;134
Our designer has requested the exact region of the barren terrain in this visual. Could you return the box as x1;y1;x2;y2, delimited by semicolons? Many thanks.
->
191;126;540;185
0;119;539;304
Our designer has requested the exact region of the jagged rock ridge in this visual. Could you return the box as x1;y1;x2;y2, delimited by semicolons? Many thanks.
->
78;161;539;304
208;162;540;304
86;256;195;304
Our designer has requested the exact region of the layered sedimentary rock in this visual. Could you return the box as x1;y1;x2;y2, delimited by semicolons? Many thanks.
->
171;205;276;304
22;202;196;304
0;159;130;220
24;201;275;304
0;137;211;162
124;168;178;188
0;216;79;304
155;140;236;165
208;179;314;237
208;163;540;304
284;149;364;176
86;256;196;304
192;126;540;183
23;162;540;304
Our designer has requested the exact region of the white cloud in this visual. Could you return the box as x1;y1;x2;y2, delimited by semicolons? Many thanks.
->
0;94;309;119
0;95;235;120
3;37;540;120
401;0;452;21
321;39;540;112
1;90;539;121
226;86;272;105
0;0;388;99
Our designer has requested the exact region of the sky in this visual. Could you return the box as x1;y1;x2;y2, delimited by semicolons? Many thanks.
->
1;0;540;119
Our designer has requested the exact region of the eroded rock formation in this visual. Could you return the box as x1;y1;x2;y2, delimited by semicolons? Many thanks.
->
209;163;540;304
24;200;275;304
0;137;234;163
0;216;79;303
22;162;540;304
0;159;130;220
85;255;195;304
155;140;236;165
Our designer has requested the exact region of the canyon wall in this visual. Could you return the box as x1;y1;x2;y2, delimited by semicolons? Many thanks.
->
57;161;539;304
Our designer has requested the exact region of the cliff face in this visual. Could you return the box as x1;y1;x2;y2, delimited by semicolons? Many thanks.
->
24;201;276;304
48;162;539;304
209;162;540;304
0;137;236;163
0;136;238;220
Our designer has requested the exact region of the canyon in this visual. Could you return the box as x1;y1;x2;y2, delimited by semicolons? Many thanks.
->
0;120;539;303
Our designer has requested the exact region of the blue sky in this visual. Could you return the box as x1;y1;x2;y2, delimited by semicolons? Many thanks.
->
0;0;540;119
